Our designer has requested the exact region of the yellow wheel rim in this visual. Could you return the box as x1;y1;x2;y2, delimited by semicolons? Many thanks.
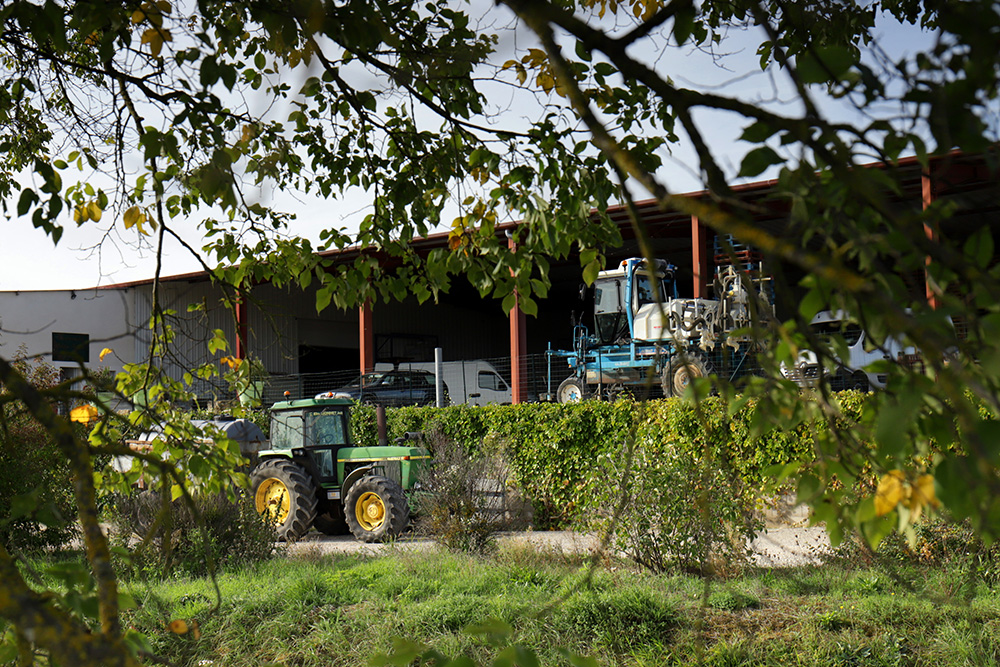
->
255;478;290;525
355;491;386;531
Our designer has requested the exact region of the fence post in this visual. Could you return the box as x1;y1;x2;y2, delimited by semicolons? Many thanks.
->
434;347;444;408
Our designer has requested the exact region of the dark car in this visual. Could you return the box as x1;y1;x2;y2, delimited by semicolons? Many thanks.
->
335;370;441;407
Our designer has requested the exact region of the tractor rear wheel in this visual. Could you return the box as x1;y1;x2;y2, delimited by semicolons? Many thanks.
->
345;475;409;543
662;354;714;398
557;376;588;403
250;458;318;541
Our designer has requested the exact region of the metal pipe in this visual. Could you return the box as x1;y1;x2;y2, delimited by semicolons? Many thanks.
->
434;347;444;408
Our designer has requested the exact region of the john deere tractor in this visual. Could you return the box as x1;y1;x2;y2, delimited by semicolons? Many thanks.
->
250;393;430;542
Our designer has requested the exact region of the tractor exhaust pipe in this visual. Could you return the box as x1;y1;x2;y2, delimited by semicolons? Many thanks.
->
376;404;388;447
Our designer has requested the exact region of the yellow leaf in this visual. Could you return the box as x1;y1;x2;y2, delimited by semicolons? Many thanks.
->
142;28;164;56
909;474;939;511
191;620;201;640
87;201;102;222
73;206;85;224
99;347;113;361
123;206;141;229
167;619;188;634
874;470;905;516
135;214;152;236
536;72;555;94
156;0;173;14
526;48;547;66
131;9;145;23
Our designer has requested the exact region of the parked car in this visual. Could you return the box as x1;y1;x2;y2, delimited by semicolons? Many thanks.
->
335;370;441;407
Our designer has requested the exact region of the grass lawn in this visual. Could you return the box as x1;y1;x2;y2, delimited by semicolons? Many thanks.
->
111;543;1000;667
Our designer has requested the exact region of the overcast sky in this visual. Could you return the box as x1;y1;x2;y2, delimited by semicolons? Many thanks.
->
0;7;934;292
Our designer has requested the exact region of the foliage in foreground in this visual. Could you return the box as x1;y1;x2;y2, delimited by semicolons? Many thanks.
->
4;0;1000;662
0;355;78;552
106;490;278;580
106;543;1000;667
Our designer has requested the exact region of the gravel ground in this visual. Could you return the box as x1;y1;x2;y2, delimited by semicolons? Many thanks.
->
285;525;831;566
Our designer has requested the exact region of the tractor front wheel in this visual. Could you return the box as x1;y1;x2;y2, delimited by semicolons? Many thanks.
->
345;475;410;543
556;376;588;404
250;458;318;541
662;354;714;398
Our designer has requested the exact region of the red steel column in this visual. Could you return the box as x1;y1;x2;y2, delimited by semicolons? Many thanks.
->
922;166;940;309
508;235;527;404
359;298;375;374
235;293;248;360
691;215;711;298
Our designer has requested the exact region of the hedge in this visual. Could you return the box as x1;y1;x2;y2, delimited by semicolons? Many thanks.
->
349;394;875;528
211;393;873;529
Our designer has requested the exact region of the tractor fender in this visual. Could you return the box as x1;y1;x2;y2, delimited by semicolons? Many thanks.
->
341;464;376;500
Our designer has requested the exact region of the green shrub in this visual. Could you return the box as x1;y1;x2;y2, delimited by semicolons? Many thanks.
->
587;432;763;577
109;489;277;578
0;354;79;552
411;430;529;555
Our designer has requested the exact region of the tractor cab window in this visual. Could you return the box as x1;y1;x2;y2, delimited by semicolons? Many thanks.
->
632;272;666;309
594;279;624;315
270;410;304;450
306;408;349;447
304;408;349;481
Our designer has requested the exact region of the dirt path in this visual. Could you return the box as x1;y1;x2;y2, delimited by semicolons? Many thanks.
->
286;526;831;566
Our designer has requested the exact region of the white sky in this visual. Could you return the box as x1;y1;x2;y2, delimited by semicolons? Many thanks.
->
0;7;937;292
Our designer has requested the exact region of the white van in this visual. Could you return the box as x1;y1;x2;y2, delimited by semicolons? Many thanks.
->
375;360;511;406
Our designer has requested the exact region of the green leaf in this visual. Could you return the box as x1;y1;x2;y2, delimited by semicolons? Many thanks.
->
123;629;154;657
739;121;777;144
737;146;782;178
875;401;911;460
464;618;511;645
798;288;825;321
16;188;37;216
965;226;994;270
797;46;855;84
316;286;333;313
501;291;516;314
673;4;695;45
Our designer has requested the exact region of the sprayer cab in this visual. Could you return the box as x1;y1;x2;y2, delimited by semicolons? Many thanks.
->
592;258;680;345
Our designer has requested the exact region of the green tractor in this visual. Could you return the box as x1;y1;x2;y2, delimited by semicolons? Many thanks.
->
250;393;430;542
